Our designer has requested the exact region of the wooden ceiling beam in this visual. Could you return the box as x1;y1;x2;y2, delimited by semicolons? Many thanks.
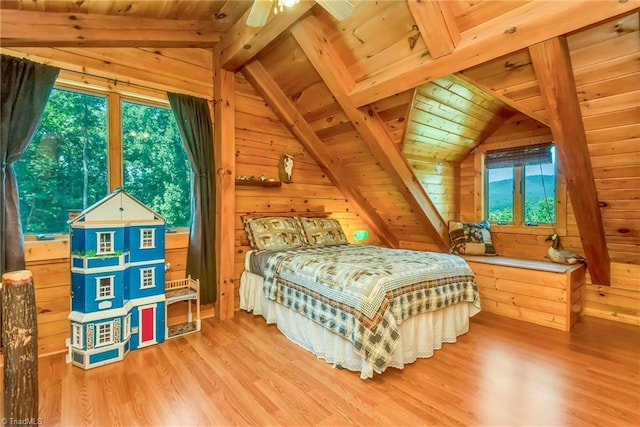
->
407;0;460;59
529;37;610;286
241;60;399;248
0;9;222;47
216;0;315;71
455;72;550;126
291;15;450;251
350;0;638;107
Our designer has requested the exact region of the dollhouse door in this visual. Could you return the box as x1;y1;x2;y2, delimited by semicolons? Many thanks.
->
139;305;156;347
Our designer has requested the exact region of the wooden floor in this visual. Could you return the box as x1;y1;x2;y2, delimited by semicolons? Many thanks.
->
2;311;639;426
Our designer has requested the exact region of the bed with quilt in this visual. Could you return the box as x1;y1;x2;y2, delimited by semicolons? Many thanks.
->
239;216;481;379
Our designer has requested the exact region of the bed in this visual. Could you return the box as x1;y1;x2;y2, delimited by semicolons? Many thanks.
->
239;216;481;379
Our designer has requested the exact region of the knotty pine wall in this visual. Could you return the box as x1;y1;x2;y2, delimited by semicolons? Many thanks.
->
460;114;640;326
233;75;382;310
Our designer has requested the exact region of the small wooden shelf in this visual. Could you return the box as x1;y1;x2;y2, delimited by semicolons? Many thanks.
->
235;179;282;187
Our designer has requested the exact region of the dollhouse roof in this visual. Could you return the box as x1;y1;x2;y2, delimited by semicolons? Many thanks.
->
69;188;165;224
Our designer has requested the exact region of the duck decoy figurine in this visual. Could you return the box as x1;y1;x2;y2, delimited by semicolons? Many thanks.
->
545;233;586;265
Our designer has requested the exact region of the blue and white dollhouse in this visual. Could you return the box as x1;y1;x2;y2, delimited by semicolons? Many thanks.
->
66;188;167;369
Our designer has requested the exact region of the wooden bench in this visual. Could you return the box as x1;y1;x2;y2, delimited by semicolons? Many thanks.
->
463;255;586;331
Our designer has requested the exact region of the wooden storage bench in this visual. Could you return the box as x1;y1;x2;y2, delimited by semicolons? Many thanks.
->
464;255;586;331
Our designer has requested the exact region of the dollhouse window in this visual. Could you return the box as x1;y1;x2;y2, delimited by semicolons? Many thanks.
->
124;314;131;339
97;232;115;254
96;322;114;347
140;229;155;248
140;268;155;289
72;323;83;349
96;277;114;300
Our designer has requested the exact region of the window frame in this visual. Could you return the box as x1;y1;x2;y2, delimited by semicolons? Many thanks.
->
485;163;556;226
72;323;83;349
97;232;115;255
96;322;114;347
140;228;155;249
140;267;155;289
96;276;115;301
124;314;131;340
475;142;567;236
20;76;190;241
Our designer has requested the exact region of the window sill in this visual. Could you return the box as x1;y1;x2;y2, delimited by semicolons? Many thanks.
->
24;229;189;242
490;224;566;237
24;232;189;263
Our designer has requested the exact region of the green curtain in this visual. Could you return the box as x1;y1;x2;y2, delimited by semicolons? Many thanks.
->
167;93;216;304
1;55;59;348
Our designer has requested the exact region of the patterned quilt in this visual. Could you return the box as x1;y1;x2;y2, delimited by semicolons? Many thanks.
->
258;244;481;373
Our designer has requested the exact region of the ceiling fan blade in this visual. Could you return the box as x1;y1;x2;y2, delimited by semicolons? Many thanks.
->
246;0;273;27
315;0;354;21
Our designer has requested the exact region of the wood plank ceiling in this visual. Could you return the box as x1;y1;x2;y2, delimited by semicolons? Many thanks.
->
1;0;638;278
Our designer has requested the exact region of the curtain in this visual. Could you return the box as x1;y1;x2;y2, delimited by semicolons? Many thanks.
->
1;55;59;348
168;93;216;304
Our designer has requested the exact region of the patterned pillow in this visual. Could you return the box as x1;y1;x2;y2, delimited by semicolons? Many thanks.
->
299;217;349;246
243;216;306;251
448;220;496;256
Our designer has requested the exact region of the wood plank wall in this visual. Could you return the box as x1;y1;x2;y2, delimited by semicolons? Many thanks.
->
572;15;640;326
233;74;382;310
461;114;640;326
457;14;639;325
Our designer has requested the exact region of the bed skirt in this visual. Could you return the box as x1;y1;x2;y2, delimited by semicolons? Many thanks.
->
240;270;480;379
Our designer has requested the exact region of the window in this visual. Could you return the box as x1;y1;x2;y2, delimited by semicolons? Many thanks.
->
96;322;114;347
140;229;155;248
96;277;114;300
124;314;131;340
140;268;155;289
97;232;114;254
72;323;83;349
17;79;192;239
122;100;192;229
16;88;108;234
486;143;556;226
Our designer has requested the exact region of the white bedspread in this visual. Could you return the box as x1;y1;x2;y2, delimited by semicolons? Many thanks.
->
240;270;478;379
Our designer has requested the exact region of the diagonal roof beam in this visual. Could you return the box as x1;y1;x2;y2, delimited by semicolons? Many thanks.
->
0;9;222;47
216;0;315;71
291;15;450;250
350;0;638;107
455;72;550;126
529;37;610;286
407;0;460;59
241;60;399;248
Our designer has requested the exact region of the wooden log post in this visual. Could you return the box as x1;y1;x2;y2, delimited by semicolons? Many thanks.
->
2;270;38;422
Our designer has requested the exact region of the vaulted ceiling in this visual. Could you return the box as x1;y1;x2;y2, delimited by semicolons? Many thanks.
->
1;0;638;284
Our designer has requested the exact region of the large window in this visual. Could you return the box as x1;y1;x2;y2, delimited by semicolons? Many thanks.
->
122;100;191;229
486;143;556;226
15;88;108;234
16;81;192;237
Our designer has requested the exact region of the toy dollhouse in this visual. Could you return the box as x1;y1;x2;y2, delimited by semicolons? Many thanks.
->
65;188;199;370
